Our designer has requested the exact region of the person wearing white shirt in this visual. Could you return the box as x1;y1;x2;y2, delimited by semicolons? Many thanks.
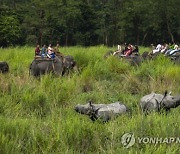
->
152;44;162;54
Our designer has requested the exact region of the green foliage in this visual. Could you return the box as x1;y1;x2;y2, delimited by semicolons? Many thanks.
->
0;46;180;153
0;0;179;46
0;6;21;46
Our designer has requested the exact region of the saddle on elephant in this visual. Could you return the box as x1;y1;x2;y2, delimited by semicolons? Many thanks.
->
55;51;64;58
34;55;56;62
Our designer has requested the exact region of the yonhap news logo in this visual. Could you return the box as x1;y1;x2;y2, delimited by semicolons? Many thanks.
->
121;132;180;148
121;133;135;148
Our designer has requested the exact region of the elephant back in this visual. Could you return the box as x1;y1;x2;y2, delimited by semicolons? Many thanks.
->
29;56;64;77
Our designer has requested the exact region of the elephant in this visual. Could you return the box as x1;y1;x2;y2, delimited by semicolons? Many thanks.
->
173;56;180;64
0;62;9;73
169;54;180;64
121;55;142;66
75;101;129;122
141;51;151;60
29;56;64;77
104;50;142;66
29;55;77;77
140;91;180;113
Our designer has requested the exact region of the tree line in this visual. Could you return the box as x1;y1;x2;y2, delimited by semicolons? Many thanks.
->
0;0;179;47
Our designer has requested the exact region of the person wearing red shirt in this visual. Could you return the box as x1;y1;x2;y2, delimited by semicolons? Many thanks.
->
124;44;133;56
35;44;41;56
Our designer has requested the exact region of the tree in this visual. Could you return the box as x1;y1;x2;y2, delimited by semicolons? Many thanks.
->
0;6;21;47
0;0;179;46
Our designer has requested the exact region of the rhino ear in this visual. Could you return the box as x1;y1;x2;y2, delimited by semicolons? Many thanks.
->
88;100;96;111
88;99;93;105
88;100;93;107
164;90;168;97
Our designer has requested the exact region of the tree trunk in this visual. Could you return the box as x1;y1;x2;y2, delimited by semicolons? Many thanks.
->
105;35;108;45
167;19;174;43
66;34;68;46
13;0;16;9
86;0;90;5
136;32;139;45
141;32;148;46
0;0;3;5
38;31;42;46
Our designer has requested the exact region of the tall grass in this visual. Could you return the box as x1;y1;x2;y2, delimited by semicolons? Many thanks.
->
0;46;179;153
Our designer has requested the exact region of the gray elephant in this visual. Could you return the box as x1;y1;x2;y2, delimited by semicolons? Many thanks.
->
29;56;64;77
104;50;142;66
170;56;180;64
121;55;142;66
140;91;180;113
29;55;77;77
75;101;129;122
0;62;9;73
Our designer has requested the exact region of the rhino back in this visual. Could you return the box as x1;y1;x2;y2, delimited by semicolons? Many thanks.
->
140;93;164;112
97;102;128;122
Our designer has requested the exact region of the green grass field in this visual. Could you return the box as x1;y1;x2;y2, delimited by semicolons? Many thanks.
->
0;46;180;154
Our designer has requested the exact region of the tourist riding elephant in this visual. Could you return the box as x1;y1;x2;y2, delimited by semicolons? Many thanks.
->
140;91;180;113
0;62;9;73
104;50;142;66
75;101;129;122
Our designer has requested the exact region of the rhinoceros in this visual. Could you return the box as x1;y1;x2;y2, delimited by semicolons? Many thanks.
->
140;91;180;113
75;101;129;122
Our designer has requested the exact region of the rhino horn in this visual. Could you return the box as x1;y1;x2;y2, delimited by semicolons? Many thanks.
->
95;107;101;114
